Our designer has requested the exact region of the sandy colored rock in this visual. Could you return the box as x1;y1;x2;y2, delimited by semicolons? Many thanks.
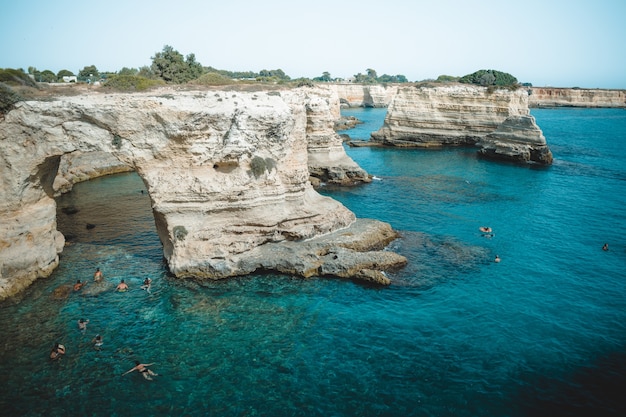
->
0;87;401;300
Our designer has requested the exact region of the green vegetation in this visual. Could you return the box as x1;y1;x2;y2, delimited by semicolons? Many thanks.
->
0;83;23;115
151;45;203;84
191;72;236;86
111;134;123;149
0;68;36;115
435;75;459;83
0;68;37;87
78;65;100;83
103;75;165;91
350;68;408;84
5;44;532;94
458;69;518;87
173;225;188;242
250;156;276;178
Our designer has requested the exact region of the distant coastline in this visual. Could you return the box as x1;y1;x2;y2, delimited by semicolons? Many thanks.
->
528;87;626;108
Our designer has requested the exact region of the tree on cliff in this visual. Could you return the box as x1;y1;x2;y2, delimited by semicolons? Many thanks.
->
56;69;74;79
353;68;409;84
313;71;332;82
459;69;518;87
258;69;291;82
151;45;203;84
78;65;100;82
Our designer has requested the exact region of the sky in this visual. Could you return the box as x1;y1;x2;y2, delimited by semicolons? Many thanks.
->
2;0;625;89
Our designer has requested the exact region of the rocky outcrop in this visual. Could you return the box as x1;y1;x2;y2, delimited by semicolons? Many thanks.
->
0;87;405;300
529;87;626;108
371;85;530;147
304;88;370;185
329;83;397;108
369;84;552;165
477;115;553;164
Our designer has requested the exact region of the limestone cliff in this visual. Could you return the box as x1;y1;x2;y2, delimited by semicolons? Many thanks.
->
0;88;405;300
50;86;368;191
371;85;530;147
370;85;551;164
477;115;553;165
304;88;370;185
529;87;626;108
329;83;397;108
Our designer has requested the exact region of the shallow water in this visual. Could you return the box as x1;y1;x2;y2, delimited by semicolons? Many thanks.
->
1;107;625;416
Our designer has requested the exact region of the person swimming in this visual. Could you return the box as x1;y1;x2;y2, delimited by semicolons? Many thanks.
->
73;280;84;291
494;255;501;263
115;280;129;292
78;318;89;331
122;361;158;381
94;268;104;282
50;342;65;360
602;243;609;251
92;334;103;350
141;277;152;293
479;226;492;233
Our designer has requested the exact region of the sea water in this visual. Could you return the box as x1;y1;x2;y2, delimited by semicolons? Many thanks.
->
0;107;625;417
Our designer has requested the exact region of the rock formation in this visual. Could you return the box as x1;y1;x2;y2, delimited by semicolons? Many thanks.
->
371;84;530;147
369;84;552;164
529;87;626;108
477;115;553;164
0;87;405;300
304;89;370;186
330;83;397;108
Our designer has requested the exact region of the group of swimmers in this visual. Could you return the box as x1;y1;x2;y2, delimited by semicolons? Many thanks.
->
479;226;501;263
51;267;158;380
71;268;153;294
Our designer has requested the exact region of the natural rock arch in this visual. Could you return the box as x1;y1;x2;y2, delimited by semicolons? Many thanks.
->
0;88;405;300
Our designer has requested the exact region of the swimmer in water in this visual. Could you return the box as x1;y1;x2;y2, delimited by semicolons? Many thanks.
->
115;280;129;292
73;280;84;291
141;277;152;293
92;334;103;350
94;268;103;282
122;361;158;380
602;243;609;251
50;342;66;360
78;318;89;331
494;255;501;263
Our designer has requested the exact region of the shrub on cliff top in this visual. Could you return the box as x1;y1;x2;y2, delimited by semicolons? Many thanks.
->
103;75;165;91
0;82;24;115
190;72;234;86
0;68;38;87
459;69;518;87
250;156;276;178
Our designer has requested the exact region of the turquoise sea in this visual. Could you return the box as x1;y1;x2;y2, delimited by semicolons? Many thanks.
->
1;106;625;417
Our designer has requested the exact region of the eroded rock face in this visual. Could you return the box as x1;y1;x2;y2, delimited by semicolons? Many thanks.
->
529;87;626;108
477;115;553;165
330;83;397;108
371;85;530;147
0;88;403;300
304;89;370;185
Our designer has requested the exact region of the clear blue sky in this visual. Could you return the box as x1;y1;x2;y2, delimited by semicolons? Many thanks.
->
2;0;625;88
